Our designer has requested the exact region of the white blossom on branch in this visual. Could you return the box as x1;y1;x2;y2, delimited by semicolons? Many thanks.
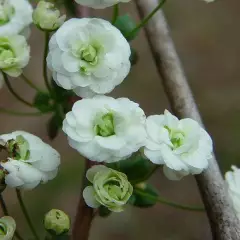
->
47;18;131;98
63;95;146;163
144;110;213;180
0;131;60;190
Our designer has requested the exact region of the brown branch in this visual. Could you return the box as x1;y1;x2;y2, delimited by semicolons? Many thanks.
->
72;159;94;240
134;0;240;239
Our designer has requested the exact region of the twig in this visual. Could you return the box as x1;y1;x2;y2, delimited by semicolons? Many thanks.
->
72;160;94;240
134;0;240;239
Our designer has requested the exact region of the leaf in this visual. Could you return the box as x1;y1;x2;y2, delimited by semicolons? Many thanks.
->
34;92;54;113
114;15;138;41
47;113;63;140
129;184;159;208
98;206;112;218
107;153;156;184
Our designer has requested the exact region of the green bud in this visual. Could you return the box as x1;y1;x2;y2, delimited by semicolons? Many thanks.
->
0;216;16;239
81;45;97;63
44;209;70;236
84;165;133;212
94;113;115;137
6;135;30;160
33;1;66;31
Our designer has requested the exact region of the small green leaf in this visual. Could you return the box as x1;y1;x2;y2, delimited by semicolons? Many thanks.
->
107;153;156;184
129;184;158;208
98;206;112;218
47;114;63;140
114;15;138;41
34;92;54;113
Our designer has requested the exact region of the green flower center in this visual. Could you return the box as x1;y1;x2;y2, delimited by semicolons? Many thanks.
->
6;135;30;160
165;126;185;149
94;113;115;137
0;39;16;68
0;1;14;26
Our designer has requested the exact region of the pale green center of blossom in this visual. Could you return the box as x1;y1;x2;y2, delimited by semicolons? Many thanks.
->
6;135;30;160
165;126;185;149
94;113;115;137
0;39;16;68
104;180;122;200
81;45;97;63
0;1;14;26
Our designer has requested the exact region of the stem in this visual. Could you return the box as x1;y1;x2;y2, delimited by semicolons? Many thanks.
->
3;73;34;107
16;190;40;240
112;4;119;24
21;74;43;93
126;0;167;40
72;160;94;240
43;32;52;92
0;108;44;116
0;194;24;240
134;189;205;212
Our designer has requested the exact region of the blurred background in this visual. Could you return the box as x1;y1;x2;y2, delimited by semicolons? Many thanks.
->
0;0;239;239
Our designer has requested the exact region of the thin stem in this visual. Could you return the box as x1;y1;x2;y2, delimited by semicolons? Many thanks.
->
21;74;43;93
126;0;167;40
16;190;40;240
134;189;205;212
3;73;34;107
0;194;24;240
43;32;52;92
112;4;119;24
0;107;44;116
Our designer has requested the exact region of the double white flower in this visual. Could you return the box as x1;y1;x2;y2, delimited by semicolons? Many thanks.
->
0;131;60;190
75;0;131;9
0;0;32;37
144;110;213;180
225;166;240;220
63;96;147;163
47;18;131;98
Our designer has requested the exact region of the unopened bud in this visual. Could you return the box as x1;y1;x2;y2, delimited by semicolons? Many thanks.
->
44;209;70;236
0;216;16;240
33;1;66;31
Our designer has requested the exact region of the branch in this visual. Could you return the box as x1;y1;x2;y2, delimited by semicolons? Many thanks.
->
134;0;240;239
72;160;94;240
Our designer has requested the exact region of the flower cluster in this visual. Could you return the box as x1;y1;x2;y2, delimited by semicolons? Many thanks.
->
83;165;133;212
0;131;60;190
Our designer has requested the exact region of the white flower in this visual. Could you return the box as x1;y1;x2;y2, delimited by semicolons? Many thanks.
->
0;0;32;37
33;1;66;31
0;35;30;77
75;0;131;9
225;166;240;220
0;131;60;190
47;18;131;98
63;95;146;163
144;110;213;180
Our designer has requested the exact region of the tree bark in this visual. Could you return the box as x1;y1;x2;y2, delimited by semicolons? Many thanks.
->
134;0;240;239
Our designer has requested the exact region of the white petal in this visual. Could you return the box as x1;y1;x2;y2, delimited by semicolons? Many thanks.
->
86;165;108;183
83;186;101;208
144;148;164;165
163;166;189;181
